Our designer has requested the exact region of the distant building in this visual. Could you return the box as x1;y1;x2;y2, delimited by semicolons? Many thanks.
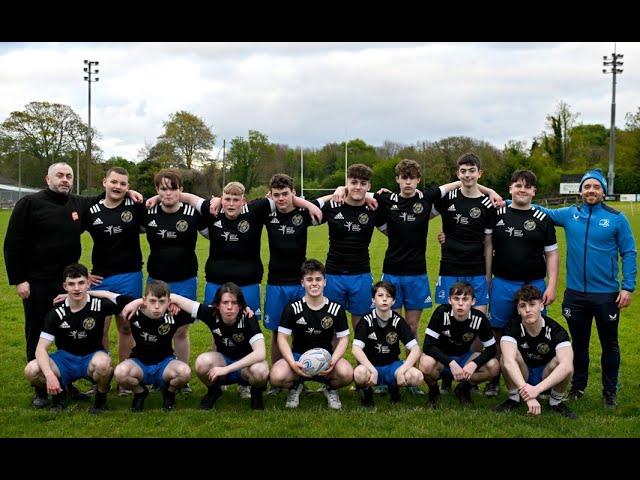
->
0;184;40;208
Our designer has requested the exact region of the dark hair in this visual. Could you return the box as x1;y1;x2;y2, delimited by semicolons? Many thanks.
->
212;282;248;312
105;166;129;178
510;169;537;188
395;159;421;179
145;280;171;298
372;280;396;299
347;163;373;182
515;284;543;303
457;153;482;170
154;169;183;189
449;281;475;299
269;173;294;191
301;258;325;278
62;263;88;281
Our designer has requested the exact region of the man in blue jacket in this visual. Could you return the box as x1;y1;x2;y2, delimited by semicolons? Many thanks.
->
536;169;636;409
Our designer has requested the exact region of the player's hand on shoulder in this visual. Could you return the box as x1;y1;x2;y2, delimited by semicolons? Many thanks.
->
332;186;347;204
168;303;181;316
122;299;143;320
376;187;391;196
88;273;103;287
145;195;160;209
210;196;222;216
52;293;68;304
128;189;144;203
488;190;504;208
365;195;378;211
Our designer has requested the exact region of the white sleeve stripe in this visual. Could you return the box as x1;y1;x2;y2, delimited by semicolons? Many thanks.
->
482;337;496;347
544;243;558;252
484;228;493;234
405;339;418;350
501;336;518;344
40;332;55;341
191;302;200;319
195;198;205;214
353;339;365;349
555;341;571;351
249;333;264;345
336;329;350;338
277;327;292;336
267;198;276;212
426;328;440;339
317;198;325;209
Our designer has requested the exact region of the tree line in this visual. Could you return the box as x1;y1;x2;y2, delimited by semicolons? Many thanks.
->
2;100;640;200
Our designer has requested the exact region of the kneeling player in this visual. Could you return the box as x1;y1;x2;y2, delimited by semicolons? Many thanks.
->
418;282;498;408
269;259;353;410
24;264;119;414
352;281;422;408
169;282;269;410
96;281;193;412
495;285;576;418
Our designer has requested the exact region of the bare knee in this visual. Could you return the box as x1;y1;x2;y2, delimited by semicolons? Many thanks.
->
353;365;369;385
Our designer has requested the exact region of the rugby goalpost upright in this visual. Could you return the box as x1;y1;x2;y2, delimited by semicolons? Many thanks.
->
300;140;348;199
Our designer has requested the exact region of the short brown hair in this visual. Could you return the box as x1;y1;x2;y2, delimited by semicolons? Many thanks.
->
515;284;543;303
347;163;373;182
154;169;182;189
105;166;129;178
223;181;245;196
395;159;421;178
212;282;248;313
449;281;475;299
372;280;396;299
269;173;294;191
301;259;325;278
457;153;482;170
510;169;537;188
145;280;171;298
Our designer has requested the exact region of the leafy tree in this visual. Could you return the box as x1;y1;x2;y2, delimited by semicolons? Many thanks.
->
160;111;216;169
228;130;270;193
542;100;580;166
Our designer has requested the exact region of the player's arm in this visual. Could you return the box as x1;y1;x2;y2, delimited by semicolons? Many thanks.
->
476;183;504;208
292;195;322;224
87;289;120;303
522;345;573;402
499;338;526;389
438;180;462;195
484;233;493;286
423;336;457;377
4;198;31;298
169;293;199;315
543;249;559;305
276;329;309;378
400;341;421;372
617;214;637;308
351;343;378;386
34;337;63;395
323;334;349;375
220;338;267;375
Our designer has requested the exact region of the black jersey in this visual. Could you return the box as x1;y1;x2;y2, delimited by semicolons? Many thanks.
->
502;314;571;368
322;200;384;275
82;197;145;278
353;310;417;366
433;189;495;276
264;205;316;285
194;304;264;360
143;203;205;282
279;298;350;354
121;295;195;365
423;304;495;359
491;206;557;282
40;296;120;356
376;188;442;275
201;198;273;286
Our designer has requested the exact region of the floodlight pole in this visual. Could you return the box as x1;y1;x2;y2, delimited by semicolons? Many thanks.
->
603;45;623;195
83;60;99;191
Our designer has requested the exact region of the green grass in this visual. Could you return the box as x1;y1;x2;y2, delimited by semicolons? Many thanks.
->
1;203;639;437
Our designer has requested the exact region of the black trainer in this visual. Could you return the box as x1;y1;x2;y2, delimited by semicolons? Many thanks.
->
603;391;617;410
250;386;265;410
67;383;91;402
162;387;177;411
130;385;149;413
567;388;585;400
88;390;108;414
200;385;223;410
388;384;401;403
50;388;67;411
31;387;50;409
494;398;520;413
550;402;578;419
427;384;440;408
440;375;452;394
360;387;375;409
454;382;473;405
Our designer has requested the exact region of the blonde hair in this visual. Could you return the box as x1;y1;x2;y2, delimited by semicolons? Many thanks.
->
223;181;245;196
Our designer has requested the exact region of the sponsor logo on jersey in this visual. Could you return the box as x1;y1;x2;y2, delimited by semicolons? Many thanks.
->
105;225;123;236
121;210;133;223
334;212;344;220
296;318;307;325
158;323;171;335
599;218;610;228
92;218;103;226
212;328;222;336
385;332;398;344
176;220;189;232
523;219;536;231
60;321;70;329
270;217;280;224
148;220;158;227
368;332;377;340
82;317;96;330
425;296;432;303
358;213;369;224
391;205;399;210
238;220;250;233
496;219;505;226
469;207;481;219
447;205;456;212
375;343;390;354
454;214;469;225
157;229;177;239
520;342;529;349
232;333;245;343
412;202;424;214
292;214;304;226
321;316;334;329
221;231;239;242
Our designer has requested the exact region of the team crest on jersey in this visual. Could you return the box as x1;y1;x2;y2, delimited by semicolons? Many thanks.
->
537;343;550;355
292;214;304;226
412;202;424;214
523;219;536;231
232;333;245;343
121;210;133;223
599;218;610;228
358;213;369;225
82;317;96;330
238;220;250;233
385;332;398;345
321;316;334;329
176;220;189;232
469;207;481;219
462;332;475;342
157;323;171;336
562;308;571;318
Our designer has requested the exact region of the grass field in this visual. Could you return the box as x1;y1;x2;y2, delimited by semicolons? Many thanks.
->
0;204;639;438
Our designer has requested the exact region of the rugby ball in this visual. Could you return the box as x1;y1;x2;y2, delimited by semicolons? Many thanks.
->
299;348;332;376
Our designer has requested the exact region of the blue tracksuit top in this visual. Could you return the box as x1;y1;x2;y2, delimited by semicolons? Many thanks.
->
536;202;637;293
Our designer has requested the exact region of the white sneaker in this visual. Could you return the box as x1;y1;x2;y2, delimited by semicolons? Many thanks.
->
238;385;251;399
323;387;342;410
266;387;282;396
285;383;304;409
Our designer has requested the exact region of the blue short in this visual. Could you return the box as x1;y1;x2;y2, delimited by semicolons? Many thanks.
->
324;273;373;316
217;354;248;386
205;283;261;320
264;284;305;331
91;270;143;298
148;276;197;301
527;365;546;386
131;355;176;389
441;351;475;377
381;273;432;310
435;275;489;306
490;277;547;328
293;352;329;383
50;350;107;386
374;360;404;386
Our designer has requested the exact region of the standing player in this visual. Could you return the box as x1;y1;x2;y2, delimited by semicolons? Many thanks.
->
418;282;499;408
23;264;120;413
269;259;353;410
352;281;423;408
482;170;558;397
495;285;576;418
169;283;269;410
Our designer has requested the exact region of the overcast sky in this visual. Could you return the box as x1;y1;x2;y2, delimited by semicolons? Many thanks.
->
1;42;638;162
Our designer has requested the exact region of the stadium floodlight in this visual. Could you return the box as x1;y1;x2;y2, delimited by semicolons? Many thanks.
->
83;60;99;190
602;44;623;195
